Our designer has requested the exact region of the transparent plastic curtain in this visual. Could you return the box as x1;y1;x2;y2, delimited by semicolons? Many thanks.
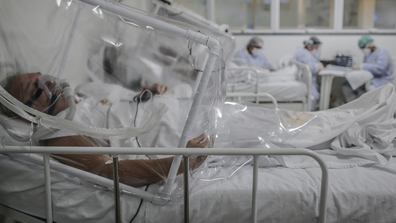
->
0;0;86;148
0;0;225;193
188;101;317;193
0;0;317;204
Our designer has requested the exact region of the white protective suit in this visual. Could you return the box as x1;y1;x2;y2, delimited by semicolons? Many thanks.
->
294;48;321;110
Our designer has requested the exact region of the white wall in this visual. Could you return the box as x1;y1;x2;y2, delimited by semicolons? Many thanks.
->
231;34;396;68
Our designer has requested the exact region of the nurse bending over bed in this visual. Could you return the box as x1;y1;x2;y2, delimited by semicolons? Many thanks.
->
2;72;209;187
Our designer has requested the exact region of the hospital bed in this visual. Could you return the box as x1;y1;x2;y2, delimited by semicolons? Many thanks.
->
278;54;294;69
0;1;327;223
1;1;396;223
226;60;312;111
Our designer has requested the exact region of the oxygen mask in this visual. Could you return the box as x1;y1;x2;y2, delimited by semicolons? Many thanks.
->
38;74;64;98
24;74;68;116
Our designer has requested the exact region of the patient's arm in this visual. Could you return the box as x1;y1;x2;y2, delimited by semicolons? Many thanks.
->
46;134;208;187
134;83;169;103
142;83;169;95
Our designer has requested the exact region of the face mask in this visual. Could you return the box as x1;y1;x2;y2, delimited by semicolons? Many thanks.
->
37;74;66;115
251;48;261;56
38;74;64;98
362;48;371;56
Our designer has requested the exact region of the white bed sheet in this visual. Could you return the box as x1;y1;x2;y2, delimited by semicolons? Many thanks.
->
1;85;396;223
1;153;396;223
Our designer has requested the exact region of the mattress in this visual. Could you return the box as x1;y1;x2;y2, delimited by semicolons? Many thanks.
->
1;153;396;223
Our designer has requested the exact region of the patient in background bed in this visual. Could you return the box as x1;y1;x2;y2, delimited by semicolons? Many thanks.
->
2;72;208;187
233;37;276;71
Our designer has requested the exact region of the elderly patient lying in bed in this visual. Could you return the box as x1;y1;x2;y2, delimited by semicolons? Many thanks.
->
2;72;208;187
4;71;396;188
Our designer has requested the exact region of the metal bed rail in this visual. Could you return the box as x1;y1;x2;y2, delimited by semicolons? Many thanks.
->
227;67;275;104
0;146;329;223
226;62;312;111
290;59;312;111
226;67;280;109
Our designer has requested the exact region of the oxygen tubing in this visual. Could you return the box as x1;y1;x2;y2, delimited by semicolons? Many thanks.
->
0;80;76;143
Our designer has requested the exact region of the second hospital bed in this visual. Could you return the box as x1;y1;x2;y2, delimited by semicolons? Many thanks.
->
226;60;312;111
1;1;396;223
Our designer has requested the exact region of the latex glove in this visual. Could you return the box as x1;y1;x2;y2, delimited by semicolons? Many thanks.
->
315;62;325;71
352;63;361;70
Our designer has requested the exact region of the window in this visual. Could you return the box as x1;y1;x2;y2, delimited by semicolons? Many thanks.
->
215;0;249;29
375;0;396;29
280;0;334;29
170;0;396;32
173;0;206;18
253;0;271;29
343;0;360;28
344;0;396;29
214;0;271;29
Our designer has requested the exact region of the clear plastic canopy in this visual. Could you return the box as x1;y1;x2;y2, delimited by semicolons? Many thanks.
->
0;0;316;204
0;0;226;146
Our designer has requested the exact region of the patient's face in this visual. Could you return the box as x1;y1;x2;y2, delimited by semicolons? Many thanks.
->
9;73;69;116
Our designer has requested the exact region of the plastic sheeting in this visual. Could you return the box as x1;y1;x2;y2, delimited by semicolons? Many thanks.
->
0;0;316;204
0;0;224;190
190;101;316;182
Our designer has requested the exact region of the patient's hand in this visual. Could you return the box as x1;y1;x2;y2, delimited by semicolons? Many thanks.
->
186;133;212;148
185;133;215;170
143;83;169;95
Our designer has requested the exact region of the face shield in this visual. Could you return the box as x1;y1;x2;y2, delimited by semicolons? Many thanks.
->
311;44;322;58
303;40;314;50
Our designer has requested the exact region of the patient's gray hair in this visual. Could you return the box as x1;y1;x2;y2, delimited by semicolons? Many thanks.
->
0;73;20;117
